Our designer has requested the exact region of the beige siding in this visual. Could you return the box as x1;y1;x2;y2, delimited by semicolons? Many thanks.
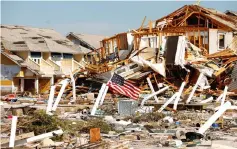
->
61;59;73;74
40;59;54;75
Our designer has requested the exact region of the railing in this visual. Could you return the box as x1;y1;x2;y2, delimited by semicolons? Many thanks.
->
61;59;73;75
26;58;40;71
31;58;41;65
73;59;85;71
46;59;61;71
40;59;54;75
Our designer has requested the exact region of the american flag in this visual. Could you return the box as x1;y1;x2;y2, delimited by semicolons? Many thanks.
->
107;73;141;100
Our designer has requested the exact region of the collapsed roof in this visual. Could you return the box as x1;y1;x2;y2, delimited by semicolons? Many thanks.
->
153;5;237;32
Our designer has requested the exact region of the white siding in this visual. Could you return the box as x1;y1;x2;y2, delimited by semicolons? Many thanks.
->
225;32;233;49
209;29;218;54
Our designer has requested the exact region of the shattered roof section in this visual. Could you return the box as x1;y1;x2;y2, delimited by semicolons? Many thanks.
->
154;5;237;31
1;25;78;54
69;32;108;50
225;10;237;16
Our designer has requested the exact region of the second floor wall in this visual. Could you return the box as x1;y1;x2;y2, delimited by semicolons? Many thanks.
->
12;51;84;75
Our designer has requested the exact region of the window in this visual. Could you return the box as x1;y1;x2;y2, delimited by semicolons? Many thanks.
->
63;53;73;59
30;52;41;64
51;52;62;58
30;52;41;58
218;33;225;49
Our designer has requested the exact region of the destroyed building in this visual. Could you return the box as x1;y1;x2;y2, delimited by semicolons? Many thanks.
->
1;3;237;149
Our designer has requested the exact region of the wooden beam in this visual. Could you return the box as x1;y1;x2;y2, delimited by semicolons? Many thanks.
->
149;20;152;33
139;16;147;32
177;11;197;26
155;5;188;26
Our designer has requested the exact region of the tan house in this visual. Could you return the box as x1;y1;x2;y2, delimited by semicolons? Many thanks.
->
66;32;108;64
1;25;85;95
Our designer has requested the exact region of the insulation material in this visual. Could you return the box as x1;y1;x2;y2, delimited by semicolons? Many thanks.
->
127;33;134;51
175;36;186;68
160;36;167;55
149;36;157;48
197;67;214;77
197;75;209;91
209;29;218;54
131;55;166;77
139;37;149;50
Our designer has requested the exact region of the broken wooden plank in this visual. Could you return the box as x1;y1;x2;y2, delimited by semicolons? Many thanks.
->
141;86;169;106
26;129;63;143
158;92;178;113
46;85;55;114
52;79;69;111
9;116;18;147
147;77;159;103
1;132;34;145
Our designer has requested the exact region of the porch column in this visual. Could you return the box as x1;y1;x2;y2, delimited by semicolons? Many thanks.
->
20;78;24;92
50;76;54;85
35;77;39;94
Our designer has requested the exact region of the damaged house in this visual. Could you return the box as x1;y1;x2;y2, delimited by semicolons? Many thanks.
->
135;4;237;55
84;4;237;91
0;25;86;95
66;32;107;64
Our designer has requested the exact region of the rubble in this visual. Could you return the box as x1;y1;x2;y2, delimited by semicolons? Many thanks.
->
1;3;237;149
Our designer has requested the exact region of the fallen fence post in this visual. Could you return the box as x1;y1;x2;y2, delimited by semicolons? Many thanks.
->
173;82;186;110
141;86;169;107
99;86;109;105
221;86;228;106
9;116;18;148
52;79;69;111
186;72;204;104
46;85;56;114
198;101;231;134
158;92;178;113
91;83;107;115
216;93;224;102
200;96;213;103
69;71;76;104
146;77;159;103
26;129;63;143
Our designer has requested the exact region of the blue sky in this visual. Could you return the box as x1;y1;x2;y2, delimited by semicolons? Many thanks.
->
2;1;237;36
